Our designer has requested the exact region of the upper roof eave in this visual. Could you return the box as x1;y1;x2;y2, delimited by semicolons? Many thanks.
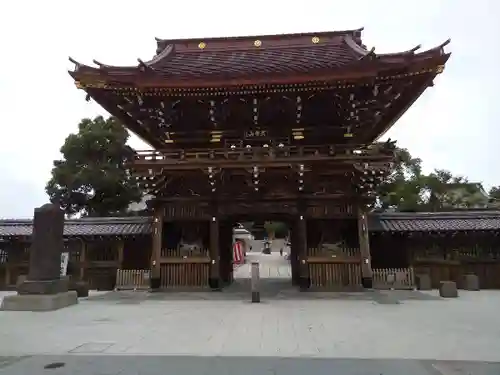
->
70;53;448;91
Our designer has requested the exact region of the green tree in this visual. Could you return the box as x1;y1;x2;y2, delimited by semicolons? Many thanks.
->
488;186;500;207
375;147;427;211
424;170;486;210
489;186;500;200
374;148;486;212
46;116;142;217
264;221;289;239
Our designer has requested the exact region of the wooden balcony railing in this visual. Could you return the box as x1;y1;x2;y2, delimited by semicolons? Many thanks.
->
130;144;393;169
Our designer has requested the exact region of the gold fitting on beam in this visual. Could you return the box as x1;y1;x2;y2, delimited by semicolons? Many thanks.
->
435;65;445;74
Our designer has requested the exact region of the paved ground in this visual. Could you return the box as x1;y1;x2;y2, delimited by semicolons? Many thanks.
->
1;249;500;373
1;356;500;375
1;289;500;361
234;250;292;279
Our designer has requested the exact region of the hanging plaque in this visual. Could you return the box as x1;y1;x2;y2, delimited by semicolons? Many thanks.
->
244;129;268;139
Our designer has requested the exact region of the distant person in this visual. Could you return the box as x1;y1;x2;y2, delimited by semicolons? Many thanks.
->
279;248;283;256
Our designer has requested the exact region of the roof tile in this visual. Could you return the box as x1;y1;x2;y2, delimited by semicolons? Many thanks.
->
0;217;152;238
369;211;500;232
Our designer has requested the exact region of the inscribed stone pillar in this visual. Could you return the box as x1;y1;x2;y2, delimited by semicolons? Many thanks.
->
28;203;65;281
209;217;220;289
357;207;373;288
2;203;78;311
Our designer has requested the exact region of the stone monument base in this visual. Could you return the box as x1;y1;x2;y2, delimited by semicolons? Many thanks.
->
1;291;78;311
17;279;69;295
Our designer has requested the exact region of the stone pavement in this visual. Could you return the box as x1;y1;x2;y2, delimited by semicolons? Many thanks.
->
1;355;500;375
1;289;500;362
1;248;500;373
234;250;292;279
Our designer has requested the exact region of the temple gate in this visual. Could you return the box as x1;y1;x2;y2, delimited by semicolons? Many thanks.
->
69;28;449;290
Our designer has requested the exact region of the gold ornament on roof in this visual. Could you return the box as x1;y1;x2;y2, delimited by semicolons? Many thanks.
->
198;42;206;49
254;40;262;47
312;36;320;44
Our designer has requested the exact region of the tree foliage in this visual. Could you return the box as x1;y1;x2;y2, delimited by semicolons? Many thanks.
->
264;221;289;239
374;147;488;212
489;186;500;207
46;116;142;217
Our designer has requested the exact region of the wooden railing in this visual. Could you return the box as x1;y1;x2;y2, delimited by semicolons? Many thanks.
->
159;248;210;288
131;144;393;167
160;263;210;288
115;269;151;291
307;247;362;289
308;263;362;289
372;268;415;290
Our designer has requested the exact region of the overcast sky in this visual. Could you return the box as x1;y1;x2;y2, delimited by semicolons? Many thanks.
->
0;0;498;218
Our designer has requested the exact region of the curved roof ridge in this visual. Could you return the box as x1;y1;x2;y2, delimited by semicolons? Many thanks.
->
143;44;175;67
154;27;364;44
343;34;372;58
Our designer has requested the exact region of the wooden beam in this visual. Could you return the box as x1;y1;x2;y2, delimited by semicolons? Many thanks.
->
131;156;391;171
79;241;86;281
117;240;124;267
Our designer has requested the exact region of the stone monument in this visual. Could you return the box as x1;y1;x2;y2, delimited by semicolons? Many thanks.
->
1;203;78;311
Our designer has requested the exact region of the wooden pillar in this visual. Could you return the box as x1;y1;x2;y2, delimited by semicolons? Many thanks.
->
357;207;373;288
4;248;11;287
79;241;86;281
290;225;299;285
209;216;221;289
117;239;124;268
151;206;164;289
297;214;310;290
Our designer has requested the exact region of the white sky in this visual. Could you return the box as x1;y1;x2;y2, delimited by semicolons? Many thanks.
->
1;0;499;218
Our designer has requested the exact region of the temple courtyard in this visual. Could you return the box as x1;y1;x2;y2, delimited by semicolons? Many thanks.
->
1;252;499;374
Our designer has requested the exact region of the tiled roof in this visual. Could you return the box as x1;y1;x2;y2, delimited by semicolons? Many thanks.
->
70;28;450;86
2;211;500;239
0;217;152;238
369;211;500;232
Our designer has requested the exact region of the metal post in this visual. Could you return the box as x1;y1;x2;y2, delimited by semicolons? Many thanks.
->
251;261;260;303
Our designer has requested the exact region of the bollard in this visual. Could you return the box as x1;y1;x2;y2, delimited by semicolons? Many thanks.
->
251;261;260;303
439;281;458;298
463;274;480;291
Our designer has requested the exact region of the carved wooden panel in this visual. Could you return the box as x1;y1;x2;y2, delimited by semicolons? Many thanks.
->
306;203;354;218
218;201;298;217
164;204;209;220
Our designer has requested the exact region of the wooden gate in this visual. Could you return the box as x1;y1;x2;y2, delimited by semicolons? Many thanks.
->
372;268;415;290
